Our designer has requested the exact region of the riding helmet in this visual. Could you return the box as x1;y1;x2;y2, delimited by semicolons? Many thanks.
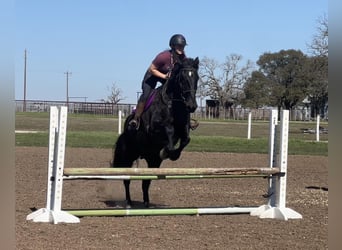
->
169;34;187;48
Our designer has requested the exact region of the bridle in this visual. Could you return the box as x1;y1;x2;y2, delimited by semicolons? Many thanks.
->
160;59;199;128
165;67;197;104
179;67;197;98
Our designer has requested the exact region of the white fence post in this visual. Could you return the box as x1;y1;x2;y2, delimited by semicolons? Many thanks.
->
247;112;252;139
316;114;320;142
118;110;122;135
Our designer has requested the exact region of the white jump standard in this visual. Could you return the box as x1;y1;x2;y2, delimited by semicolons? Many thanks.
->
26;106;80;224
27;107;302;224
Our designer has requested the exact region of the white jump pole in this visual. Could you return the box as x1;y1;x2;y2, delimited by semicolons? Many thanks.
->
247;112;252;139
268;110;278;169
266;110;278;207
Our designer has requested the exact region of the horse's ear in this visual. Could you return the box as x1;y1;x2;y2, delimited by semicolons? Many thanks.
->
194;57;199;68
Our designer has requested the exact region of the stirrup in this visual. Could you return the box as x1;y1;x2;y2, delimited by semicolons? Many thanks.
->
190;119;199;130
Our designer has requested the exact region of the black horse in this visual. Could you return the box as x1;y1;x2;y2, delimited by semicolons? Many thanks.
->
112;57;199;207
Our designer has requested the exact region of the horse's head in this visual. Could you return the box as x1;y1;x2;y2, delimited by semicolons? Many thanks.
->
168;57;199;113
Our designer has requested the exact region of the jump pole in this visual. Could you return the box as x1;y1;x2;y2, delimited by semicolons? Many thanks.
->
67;207;257;217
63;174;275;180
27;107;302;224
63;167;280;176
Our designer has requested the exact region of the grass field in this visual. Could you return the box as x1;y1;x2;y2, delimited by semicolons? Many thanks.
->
15;112;328;156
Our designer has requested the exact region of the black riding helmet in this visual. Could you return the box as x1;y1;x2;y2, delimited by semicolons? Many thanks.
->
169;34;187;48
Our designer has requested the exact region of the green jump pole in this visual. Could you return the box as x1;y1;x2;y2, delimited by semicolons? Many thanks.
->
67;207;257;217
63;167;280;176
63;174;272;180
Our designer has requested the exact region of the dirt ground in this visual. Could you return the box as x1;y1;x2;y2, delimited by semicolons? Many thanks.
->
16;147;328;250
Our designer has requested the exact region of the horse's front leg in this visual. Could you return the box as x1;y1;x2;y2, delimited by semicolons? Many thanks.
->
169;125;190;161
159;124;175;159
123;180;132;208
142;180;151;207
168;136;190;161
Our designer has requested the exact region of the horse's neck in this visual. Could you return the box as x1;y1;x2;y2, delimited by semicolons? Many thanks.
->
161;81;172;104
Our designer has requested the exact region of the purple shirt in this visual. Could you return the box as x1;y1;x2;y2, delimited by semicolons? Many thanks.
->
142;50;186;89
152;50;173;74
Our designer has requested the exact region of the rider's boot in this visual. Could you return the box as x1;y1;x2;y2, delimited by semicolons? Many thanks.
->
128;101;145;130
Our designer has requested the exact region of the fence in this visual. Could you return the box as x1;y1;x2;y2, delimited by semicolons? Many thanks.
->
15;99;319;121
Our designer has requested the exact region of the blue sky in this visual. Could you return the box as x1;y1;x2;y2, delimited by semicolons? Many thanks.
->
15;1;327;104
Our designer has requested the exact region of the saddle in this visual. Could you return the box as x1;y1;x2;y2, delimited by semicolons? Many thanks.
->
131;89;199;130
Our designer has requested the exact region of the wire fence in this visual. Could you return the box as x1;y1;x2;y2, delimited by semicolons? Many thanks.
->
15;99;324;121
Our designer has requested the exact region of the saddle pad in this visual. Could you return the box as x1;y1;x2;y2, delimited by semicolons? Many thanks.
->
131;90;157;113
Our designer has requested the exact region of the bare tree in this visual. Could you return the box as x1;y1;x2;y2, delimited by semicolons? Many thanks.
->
306;13;328;118
106;82;125;104
307;13;328;57
221;54;254;104
199;54;254;109
199;56;222;101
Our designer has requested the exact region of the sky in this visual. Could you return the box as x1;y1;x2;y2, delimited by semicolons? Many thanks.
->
14;0;328;104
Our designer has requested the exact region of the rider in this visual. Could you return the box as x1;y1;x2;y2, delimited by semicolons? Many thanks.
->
128;34;187;129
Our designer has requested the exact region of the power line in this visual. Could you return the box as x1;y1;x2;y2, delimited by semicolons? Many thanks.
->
23;49;27;112
64;71;72;107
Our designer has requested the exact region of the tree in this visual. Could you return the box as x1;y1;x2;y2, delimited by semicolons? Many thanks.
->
305;56;328;118
256;49;309;111
306;13;328;118
307;14;328;57
106;82;124;104
199;54;254;109
242;71;273;108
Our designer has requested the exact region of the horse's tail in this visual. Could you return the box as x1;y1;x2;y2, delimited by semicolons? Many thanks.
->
112;132;139;168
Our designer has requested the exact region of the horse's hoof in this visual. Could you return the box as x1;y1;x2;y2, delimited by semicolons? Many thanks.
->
125;200;132;208
190;119;199;130
169;151;181;161
144;201;150;208
159;149;168;159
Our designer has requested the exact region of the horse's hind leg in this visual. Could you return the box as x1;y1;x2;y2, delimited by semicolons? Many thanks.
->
112;133;138;208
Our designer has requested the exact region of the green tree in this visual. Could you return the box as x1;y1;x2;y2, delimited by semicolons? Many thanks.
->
242;71;273;108
256;49;309;111
306;56;328;118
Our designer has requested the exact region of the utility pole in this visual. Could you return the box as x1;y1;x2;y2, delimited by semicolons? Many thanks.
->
136;91;142;103
64;71;72;108
23;49;27;112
